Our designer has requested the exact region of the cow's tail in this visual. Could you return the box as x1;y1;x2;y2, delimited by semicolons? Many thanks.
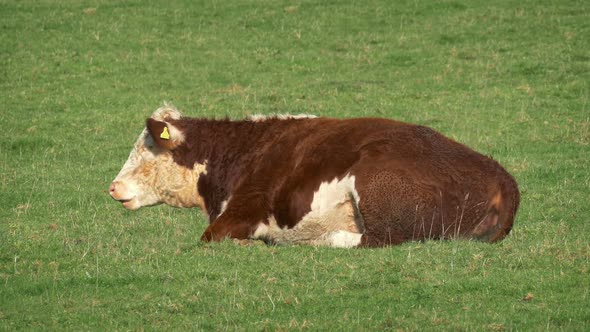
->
473;171;520;242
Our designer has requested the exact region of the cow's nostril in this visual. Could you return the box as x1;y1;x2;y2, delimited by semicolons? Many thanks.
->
109;182;117;195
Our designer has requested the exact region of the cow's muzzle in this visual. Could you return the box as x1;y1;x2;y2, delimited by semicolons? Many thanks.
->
109;181;136;209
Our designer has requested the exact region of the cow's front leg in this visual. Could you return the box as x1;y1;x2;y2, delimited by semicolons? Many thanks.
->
201;192;269;242
200;215;259;242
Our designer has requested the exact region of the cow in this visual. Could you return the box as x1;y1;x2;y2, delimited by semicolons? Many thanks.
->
109;105;519;248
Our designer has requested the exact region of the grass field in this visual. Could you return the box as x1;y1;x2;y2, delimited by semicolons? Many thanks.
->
1;0;589;330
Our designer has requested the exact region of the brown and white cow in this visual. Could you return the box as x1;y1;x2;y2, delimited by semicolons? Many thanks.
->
109;105;519;248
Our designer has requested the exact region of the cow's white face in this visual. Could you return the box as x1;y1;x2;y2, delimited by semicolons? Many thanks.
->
109;106;207;211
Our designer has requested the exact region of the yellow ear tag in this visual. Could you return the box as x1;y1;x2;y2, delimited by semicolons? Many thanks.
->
160;127;171;140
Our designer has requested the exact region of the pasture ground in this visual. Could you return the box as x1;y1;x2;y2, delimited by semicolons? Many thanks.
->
1;0;589;330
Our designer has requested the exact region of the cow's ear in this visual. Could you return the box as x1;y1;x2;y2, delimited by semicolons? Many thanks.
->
146;118;184;150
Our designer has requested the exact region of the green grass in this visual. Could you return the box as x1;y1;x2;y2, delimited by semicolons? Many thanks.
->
1;0;589;330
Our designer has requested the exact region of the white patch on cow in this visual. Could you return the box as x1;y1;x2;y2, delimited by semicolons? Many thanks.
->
252;220;271;239
309;175;359;217
251;174;363;248
323;230;363;248
219;196;231;216
247;114;317;122
151;104;182;121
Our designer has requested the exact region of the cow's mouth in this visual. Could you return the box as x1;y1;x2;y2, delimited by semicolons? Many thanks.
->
120;199;134;209
114;197;136;210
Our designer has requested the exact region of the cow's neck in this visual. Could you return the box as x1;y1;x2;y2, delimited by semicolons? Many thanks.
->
172;118;272;220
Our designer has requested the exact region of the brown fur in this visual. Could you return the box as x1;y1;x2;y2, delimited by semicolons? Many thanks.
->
150;115;520;247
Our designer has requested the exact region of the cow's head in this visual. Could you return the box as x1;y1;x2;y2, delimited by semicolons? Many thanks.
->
109;106;207;211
